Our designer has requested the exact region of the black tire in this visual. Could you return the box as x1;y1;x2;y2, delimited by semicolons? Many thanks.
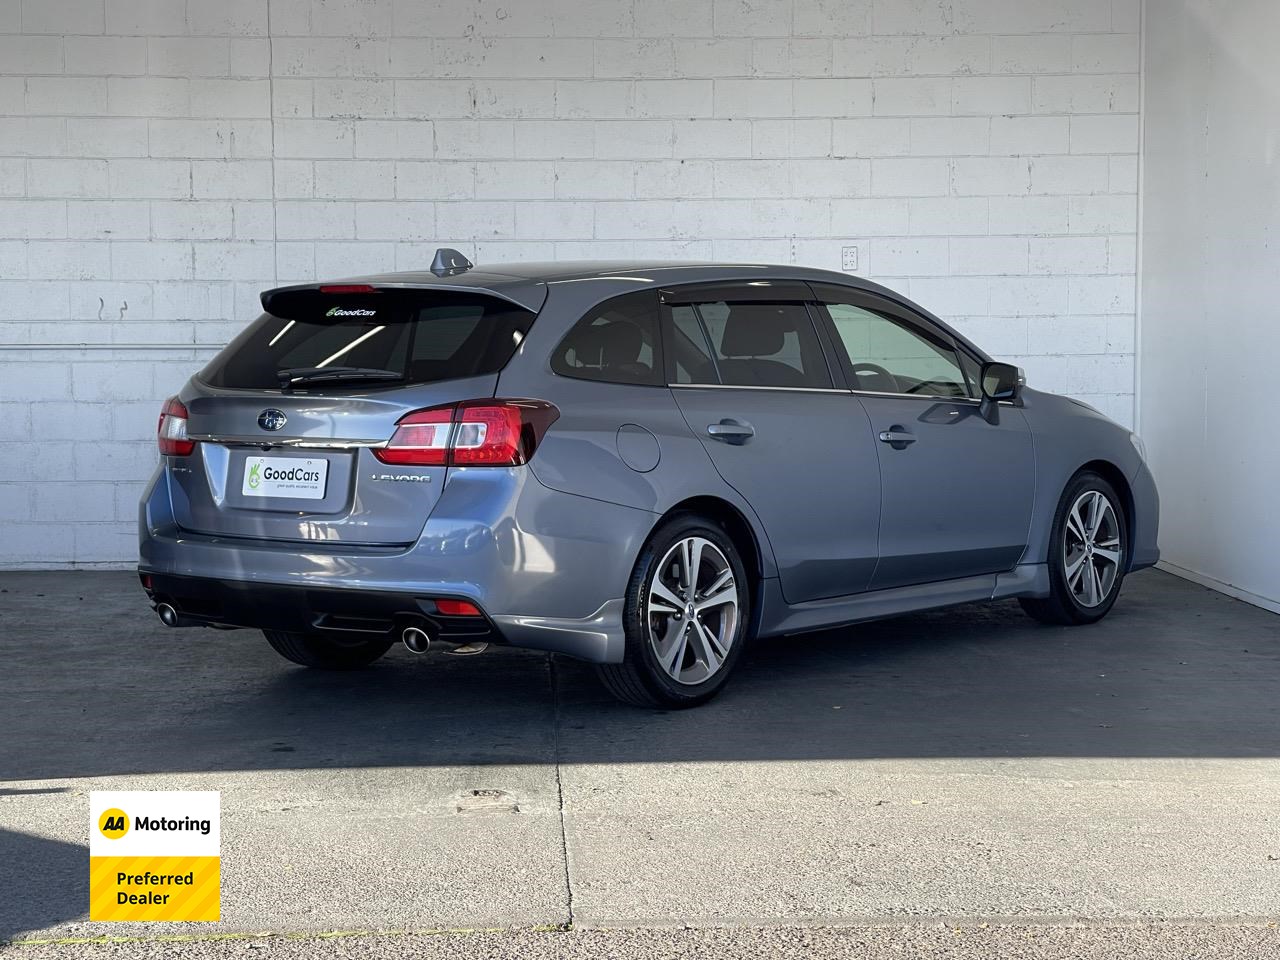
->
263;629;394;670
1020;470;1128;626
596;513;751;709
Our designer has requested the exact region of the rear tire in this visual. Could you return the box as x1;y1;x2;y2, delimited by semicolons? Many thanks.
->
263;630;393;670
596;513;751;708
1020;471;1128;626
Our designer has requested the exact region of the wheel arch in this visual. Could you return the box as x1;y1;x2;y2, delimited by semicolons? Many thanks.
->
658;495;770;595
1075;459;1136;568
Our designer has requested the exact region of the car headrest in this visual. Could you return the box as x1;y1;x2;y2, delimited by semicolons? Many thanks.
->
720;304;788;357
579;320;644;367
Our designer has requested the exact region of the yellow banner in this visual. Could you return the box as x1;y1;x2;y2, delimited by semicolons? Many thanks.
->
89;856;221;922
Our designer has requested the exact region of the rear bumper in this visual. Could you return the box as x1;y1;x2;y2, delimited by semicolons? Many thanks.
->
137;464;651;663
139;572;626;662
141;572;497;642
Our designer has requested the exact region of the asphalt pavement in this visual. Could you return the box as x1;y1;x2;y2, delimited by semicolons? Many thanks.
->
2;568;1279;956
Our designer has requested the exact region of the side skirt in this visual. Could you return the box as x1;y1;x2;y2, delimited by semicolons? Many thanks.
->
755;562;1050;638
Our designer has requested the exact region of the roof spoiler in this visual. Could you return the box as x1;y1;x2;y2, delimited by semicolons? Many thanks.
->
260;278;547;316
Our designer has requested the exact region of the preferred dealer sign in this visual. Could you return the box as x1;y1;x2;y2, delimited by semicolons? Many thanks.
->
90;791;220;921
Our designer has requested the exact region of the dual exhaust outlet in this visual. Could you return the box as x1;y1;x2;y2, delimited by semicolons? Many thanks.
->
402;621;488;657
155;602;479;656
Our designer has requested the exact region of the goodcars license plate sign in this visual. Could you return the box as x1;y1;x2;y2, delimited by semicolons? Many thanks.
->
242;456;328;500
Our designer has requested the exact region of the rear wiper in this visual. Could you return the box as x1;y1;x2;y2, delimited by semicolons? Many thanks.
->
277;366;402;390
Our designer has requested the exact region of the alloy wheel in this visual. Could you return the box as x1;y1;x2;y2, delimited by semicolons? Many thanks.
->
1064;490;1122;608
646;536;740;686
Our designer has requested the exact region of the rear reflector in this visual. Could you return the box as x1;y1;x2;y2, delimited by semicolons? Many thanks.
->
435;599;482;617
157;396;195;457
374;399;559;467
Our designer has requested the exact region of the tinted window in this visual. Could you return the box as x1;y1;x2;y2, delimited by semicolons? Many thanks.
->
667;304;718;384
820;300;970;398
956;348;983;396
685;300;832;389
201;290;534;390
551;290;663;386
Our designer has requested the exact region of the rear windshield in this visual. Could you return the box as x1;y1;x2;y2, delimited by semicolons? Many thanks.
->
200;289;536;391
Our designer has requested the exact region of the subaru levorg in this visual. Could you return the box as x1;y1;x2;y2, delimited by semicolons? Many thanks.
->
139;251;1159;708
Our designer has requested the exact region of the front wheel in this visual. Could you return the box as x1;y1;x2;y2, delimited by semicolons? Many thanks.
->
263;630;393;670
596;514;750;708
1020;471;1128;625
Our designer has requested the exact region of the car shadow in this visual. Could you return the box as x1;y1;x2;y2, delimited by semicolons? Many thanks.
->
557;572;1280;761
1;569;1278;784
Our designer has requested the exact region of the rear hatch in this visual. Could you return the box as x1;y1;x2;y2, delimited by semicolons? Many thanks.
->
170;285;541;546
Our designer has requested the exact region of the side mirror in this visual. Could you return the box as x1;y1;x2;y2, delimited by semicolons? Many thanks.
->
978;361;1024;423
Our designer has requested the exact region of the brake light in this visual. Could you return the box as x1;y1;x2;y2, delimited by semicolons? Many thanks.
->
157;397;194;456
318;284;376;294
452;403;523;466
374;399;558;467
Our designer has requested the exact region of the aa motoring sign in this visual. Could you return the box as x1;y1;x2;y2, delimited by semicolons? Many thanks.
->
89;791;220;922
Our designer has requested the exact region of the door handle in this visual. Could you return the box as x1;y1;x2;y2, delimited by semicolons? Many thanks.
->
707;419;755;444
878;426;916;448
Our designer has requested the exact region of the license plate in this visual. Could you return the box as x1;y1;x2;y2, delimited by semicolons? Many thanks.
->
242;456;328;500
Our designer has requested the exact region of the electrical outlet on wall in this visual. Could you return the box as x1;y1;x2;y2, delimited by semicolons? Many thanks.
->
841;245;859;272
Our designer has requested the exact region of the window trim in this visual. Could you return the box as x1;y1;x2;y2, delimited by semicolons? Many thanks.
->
661;299;723;386
805;282;977;402
658;280;813;305
670;382;851;395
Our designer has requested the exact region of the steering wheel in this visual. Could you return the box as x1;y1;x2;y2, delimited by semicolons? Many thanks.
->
848;362;898;392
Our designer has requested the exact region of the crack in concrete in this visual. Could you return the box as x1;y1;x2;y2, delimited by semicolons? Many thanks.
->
548;654;576;930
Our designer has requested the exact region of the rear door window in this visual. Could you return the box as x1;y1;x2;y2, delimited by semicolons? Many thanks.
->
200;290;535;391
671;299;832;389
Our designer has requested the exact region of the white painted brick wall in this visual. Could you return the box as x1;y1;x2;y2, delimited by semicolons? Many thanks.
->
0;0;1140;568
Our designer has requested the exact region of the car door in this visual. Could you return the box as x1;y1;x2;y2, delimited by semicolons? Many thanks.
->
808;283;1035;591
661;282;882;604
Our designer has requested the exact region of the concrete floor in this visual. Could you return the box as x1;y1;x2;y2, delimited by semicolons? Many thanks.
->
1;568;1279;955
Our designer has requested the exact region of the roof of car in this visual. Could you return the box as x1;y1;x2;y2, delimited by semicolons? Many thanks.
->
346;260;866;287
265;259;886;320
261;260;992;362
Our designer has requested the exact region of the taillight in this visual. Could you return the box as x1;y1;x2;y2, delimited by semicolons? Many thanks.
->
373;399;559;468
451;403;523;466
374;406;453;466
157;396;195;456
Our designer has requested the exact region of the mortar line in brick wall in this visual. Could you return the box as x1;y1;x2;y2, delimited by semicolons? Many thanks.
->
267;0;279;288
0;345;223;352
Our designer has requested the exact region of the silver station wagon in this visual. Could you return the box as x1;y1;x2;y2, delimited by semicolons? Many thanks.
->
140;253;1159;707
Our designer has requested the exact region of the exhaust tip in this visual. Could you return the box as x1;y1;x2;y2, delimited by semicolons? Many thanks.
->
401;625;432;654
156;603;179;628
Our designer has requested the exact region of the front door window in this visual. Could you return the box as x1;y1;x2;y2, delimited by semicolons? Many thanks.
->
820;300;970;399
